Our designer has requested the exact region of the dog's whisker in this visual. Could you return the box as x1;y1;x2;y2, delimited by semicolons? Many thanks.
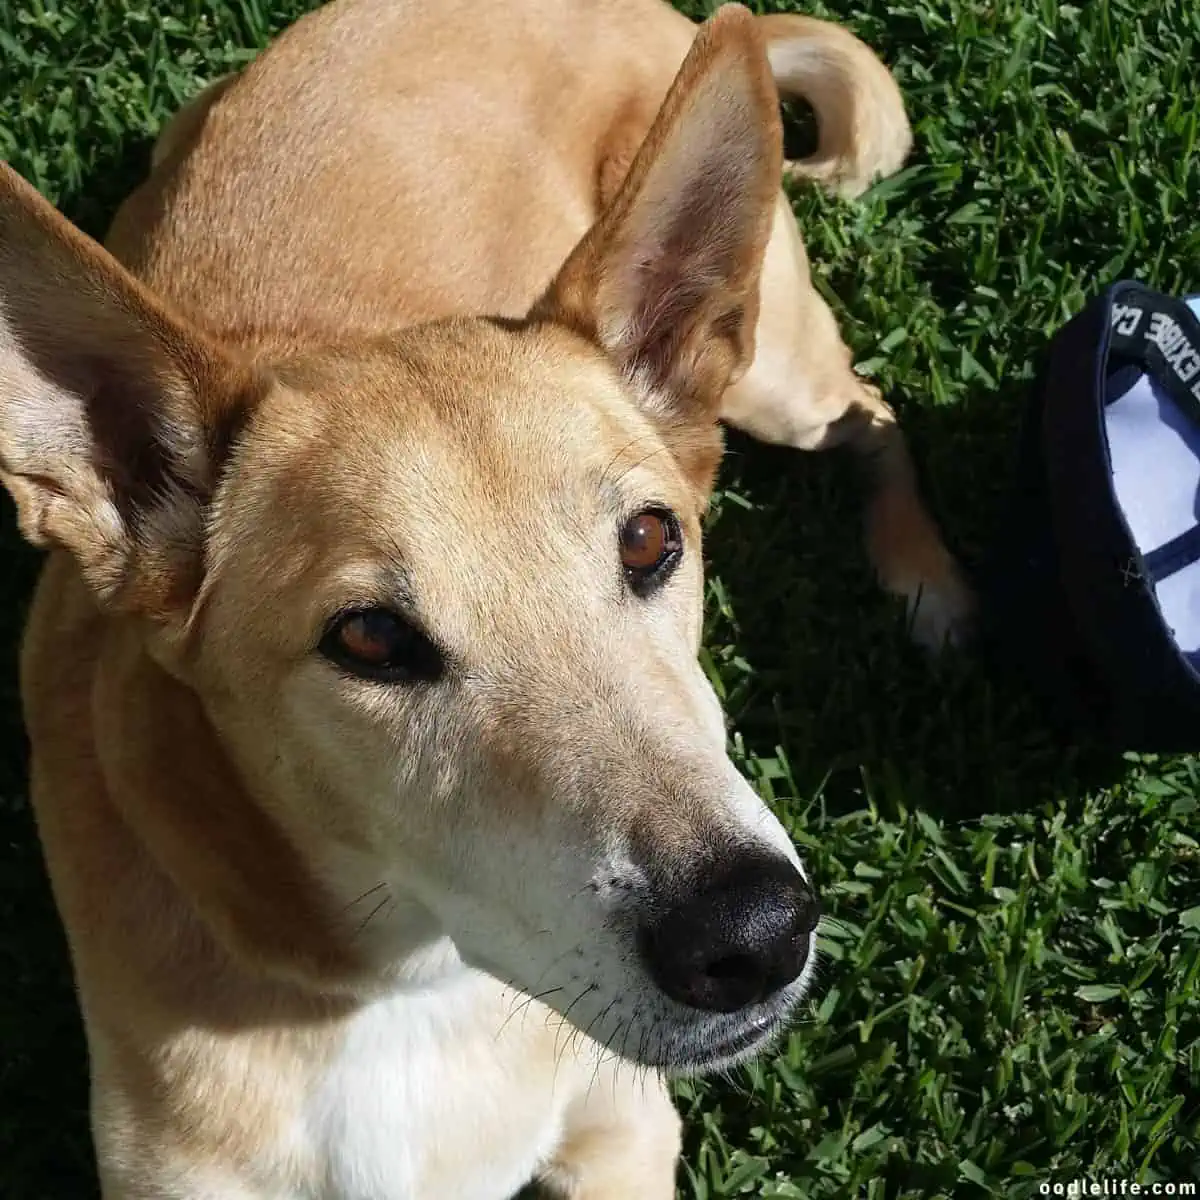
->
606;442;671;493
338;496;412;578
503;942;577;1026
552;983;597;1076
633;1022;652;1099
615;1013;639;1097
579;996;620;1104
494;985;565;1042
597;433;657;493
553;983;595;1043
340;881;388;914
576;1012;630;1106
350;892;394;942
609;1022;629;1102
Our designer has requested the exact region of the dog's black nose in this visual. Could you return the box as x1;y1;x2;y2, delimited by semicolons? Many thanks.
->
637;851;820;1013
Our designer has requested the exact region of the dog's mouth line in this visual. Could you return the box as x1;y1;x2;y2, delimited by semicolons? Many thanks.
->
619;1002;793;1075
681;1009;783;1063
495;965;791;1070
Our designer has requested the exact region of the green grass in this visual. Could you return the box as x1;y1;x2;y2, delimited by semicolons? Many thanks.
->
2;0;1199;1196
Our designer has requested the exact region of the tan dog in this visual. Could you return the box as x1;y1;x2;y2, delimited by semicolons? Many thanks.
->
0;1;969;1196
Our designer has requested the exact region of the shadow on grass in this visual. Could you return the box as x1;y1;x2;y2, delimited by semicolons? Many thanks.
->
58;136;157;241
701;382;1131;829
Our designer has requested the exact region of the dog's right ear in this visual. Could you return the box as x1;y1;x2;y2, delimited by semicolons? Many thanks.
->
535;3;782;501
0;164;266;621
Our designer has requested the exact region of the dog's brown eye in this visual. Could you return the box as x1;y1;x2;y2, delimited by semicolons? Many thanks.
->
320;608;443;683
620;508;683;594
337;611;404;665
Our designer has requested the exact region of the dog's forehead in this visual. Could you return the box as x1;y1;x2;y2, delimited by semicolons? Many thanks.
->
292;319;662;496
218;320;695;626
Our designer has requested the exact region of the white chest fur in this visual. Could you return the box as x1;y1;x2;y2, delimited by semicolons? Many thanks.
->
299;971;575;1200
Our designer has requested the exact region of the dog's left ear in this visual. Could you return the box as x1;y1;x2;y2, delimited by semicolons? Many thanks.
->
536;3;783;499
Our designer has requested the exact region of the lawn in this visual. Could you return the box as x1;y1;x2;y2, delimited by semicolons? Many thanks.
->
1;0;1199;1196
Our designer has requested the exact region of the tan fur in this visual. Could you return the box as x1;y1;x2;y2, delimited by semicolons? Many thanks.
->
0;1;969;1196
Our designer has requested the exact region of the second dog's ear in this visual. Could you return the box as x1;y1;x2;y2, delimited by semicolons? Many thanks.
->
537;4;782;498
0;163;267;623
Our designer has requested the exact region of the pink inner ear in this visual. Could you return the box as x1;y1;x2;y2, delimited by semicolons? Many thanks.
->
606;180;753;394
614;266;708;393
534;11;779;413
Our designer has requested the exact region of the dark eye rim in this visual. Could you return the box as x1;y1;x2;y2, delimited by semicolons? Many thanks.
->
621;505;684;596
317;606;445;684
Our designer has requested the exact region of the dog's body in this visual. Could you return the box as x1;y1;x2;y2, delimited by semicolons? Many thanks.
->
0;1;968;1196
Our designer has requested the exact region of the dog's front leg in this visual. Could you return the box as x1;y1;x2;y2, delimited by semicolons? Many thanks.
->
535;1067;681;1198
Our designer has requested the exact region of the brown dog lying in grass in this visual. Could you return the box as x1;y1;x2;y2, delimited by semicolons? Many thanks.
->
0;0;969;1195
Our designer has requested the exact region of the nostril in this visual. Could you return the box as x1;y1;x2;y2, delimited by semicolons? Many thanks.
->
705;953;760;984
638;851;819;1014
656;949;772;1013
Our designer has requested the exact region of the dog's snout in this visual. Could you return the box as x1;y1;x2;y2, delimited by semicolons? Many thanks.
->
637;852;820;1014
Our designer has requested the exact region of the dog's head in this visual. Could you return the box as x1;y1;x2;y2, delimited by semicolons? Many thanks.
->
0;6;818;1072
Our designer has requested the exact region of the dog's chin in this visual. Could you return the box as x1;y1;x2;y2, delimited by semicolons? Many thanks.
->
650;1000;796;1076
618;971;810;1076
642;939;819;1075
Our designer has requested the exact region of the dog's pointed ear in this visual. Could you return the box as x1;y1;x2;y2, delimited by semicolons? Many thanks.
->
0;164;265;620
535;3;782;496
